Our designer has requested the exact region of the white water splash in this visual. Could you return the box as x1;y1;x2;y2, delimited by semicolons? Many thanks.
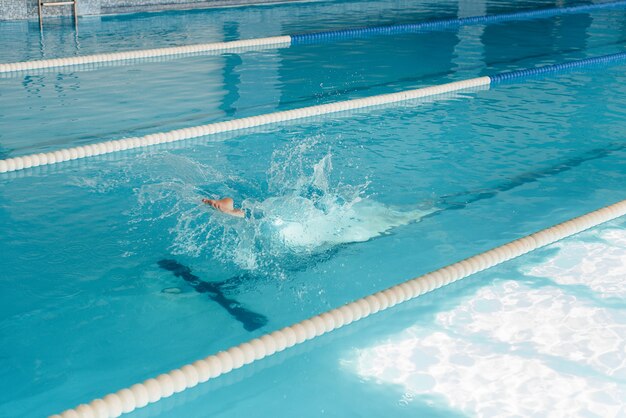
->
135;138;432;273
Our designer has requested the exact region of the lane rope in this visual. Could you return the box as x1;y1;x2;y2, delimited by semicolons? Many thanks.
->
0;76;491;174
3;51;626;175
291;0;626;44
1;0;625;74
50;199;626;418
0;37;292;74
490;51;626;83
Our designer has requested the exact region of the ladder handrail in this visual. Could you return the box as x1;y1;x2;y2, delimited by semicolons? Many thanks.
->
38;0;78;30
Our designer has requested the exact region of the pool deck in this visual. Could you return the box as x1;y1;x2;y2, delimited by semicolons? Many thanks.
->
0;0;309;20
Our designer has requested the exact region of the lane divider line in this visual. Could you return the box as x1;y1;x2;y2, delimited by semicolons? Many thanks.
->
50;199;626;418
490;51;626;83
0;89;476;180
291;0;626;44
0;36;292;74
1;0;625;74
0;77;491;174
3;51;626;175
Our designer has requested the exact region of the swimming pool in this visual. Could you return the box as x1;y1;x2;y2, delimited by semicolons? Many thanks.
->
1;0;626;416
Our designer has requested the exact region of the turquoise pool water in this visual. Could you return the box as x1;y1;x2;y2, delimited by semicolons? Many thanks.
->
1;0;626;417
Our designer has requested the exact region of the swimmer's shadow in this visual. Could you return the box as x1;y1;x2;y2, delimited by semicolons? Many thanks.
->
158;259;268;332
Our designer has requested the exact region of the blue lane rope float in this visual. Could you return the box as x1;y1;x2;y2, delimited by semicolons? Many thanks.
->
290;0;626;44
1;1;626;74
2;51;626;175
51;199;626;417
490;51;626;84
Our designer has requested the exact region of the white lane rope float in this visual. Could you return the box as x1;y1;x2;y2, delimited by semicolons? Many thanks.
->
50;198;626;418
1;0;624;74
0;76;492;174
0;36;292;74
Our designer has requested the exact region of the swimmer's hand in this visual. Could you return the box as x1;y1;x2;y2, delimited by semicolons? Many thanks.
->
202;197;245;218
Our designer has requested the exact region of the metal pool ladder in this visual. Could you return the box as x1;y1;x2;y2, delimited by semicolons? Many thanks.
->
38;0;78;29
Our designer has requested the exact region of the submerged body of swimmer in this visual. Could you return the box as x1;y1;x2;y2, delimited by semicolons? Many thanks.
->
203;195;434;250
202;197;245;218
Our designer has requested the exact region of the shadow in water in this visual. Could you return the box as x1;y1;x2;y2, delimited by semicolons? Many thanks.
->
158;259;268;332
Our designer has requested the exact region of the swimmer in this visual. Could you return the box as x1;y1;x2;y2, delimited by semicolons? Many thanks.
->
202;197;245;218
